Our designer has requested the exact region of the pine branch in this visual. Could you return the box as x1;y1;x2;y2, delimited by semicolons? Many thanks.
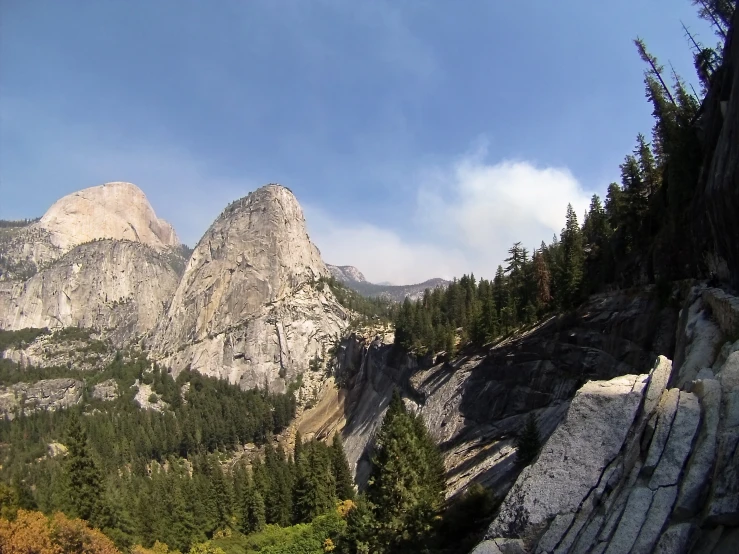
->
635;38;676;105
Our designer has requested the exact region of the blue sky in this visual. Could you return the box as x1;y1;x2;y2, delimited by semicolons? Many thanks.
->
1;1;713;284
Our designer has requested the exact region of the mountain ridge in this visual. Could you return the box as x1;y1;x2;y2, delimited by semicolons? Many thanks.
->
327;263;450;302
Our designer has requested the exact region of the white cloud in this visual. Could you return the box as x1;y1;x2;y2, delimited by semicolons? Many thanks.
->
308;143;594;285
305;205;468;286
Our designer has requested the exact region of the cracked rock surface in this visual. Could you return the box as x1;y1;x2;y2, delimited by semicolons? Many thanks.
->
474;285;739;553
0;378;83;419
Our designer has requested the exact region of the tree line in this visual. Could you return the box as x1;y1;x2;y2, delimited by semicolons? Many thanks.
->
393;12;731;354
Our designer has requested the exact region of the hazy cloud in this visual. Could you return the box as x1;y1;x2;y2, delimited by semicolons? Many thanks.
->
309;143;594;285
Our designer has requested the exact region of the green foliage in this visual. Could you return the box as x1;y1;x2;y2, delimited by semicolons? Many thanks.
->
293;440;337;524
435;483;496;553
318;276;397;322
62;412;108;527
0;218;40;228
0;363;296;474
241;478;266;534
0;327;50;352
212;511;346;554
331;434;355;502
350;389;445;553
515;413;541;467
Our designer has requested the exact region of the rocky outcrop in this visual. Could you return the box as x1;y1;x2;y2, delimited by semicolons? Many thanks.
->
36;182;179;253
92;379;119;401
0;182;181;283
1;329;115;371
152;185;350;392
0;378;83;419
0;226;61;281
0;240;181;346
473;285;739;553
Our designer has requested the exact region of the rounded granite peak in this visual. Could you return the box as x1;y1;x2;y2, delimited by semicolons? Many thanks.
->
156;180;329;350
37;181;180;252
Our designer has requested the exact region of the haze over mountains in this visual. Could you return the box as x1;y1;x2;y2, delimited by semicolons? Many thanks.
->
327;263;449;302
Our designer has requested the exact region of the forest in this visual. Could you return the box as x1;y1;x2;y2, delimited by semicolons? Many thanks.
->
393;4;730;355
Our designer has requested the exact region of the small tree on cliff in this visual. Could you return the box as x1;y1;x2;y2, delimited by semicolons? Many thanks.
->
515;413;541;467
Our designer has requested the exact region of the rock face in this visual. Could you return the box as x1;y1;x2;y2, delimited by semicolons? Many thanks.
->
153;185;350;391
296;286;679;496
0;240;181;345
340;277;451;303
36;182;179;253
0;378;83;419
698;9;739;287
0;225;61;281
1;329;115;371
473;285;739;553
92;379;119;401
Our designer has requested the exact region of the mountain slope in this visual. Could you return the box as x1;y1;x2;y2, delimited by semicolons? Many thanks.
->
327;264;367;283
0;183;185;345
0;240;181;344
152;184;350;391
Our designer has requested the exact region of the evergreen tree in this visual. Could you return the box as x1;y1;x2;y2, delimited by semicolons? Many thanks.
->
241;475;266;534
293;441;336;523
515;413;541;467
331;434;355;501
532;251;551;313
366;390;445;552
63;412;107;526
560;204;584;307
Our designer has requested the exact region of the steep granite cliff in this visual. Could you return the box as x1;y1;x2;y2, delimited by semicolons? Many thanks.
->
473;284;739;553
152;184;350;392
0;182;180;282
36;181;179;253
0;240;181;345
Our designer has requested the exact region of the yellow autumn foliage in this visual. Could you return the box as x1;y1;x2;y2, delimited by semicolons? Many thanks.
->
0;509;120;554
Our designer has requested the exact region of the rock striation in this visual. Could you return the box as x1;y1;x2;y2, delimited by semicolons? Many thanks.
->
472;284;739;553
0;378;83;419
0;240;181;345
152;184;350;391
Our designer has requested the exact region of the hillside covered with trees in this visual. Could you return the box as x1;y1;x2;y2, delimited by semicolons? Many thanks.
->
395;1;735;355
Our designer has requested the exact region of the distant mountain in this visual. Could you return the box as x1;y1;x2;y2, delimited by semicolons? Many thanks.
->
327;263;449;302
327;264;367;283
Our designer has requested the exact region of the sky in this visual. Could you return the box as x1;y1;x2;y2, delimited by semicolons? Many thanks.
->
0;0;715;284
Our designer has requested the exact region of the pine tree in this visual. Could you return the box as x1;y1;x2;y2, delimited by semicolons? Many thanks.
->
560;204;584;307
366;390;445;552
532;251;551;313
331;434;355;501
63;412;106;526
241;475;266;534
515;413;541;467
